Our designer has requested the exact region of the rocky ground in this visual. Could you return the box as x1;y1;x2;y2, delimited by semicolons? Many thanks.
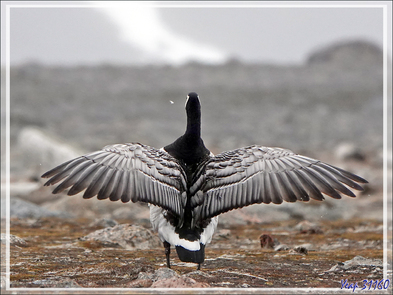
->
2;217;388;292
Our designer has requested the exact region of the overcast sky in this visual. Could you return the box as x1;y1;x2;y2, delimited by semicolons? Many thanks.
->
4;1;390;66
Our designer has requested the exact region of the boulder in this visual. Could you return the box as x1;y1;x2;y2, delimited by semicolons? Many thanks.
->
7;196;69;219
78;224;162;250
327;255;383;272
17;127;83;180
307;40;383;68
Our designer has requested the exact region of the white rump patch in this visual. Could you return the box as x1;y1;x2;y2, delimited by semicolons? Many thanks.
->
149;205;218;251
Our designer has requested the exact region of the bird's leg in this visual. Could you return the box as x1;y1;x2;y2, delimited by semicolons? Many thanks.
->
163;241;171;268
197;263;201;270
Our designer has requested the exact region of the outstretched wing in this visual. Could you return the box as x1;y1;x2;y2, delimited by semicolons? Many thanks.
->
192;145;367;221
41;143;187;219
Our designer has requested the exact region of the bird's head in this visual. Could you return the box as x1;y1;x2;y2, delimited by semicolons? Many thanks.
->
185;92;201;115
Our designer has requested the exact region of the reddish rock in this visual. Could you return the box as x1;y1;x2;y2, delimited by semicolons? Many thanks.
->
259;234;276;249
151;276;210;288
125;279;153;288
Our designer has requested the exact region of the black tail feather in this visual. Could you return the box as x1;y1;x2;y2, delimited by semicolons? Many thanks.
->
176;243;205;264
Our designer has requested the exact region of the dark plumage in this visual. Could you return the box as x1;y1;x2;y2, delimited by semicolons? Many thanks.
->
42;92;368;270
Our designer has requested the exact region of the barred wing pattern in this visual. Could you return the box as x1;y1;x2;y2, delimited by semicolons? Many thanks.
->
193;145;367;221
42;143;187;219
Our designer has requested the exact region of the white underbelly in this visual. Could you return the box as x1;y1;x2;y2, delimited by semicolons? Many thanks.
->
149;205;218;251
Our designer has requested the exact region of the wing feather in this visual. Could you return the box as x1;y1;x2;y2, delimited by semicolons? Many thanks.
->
311;165;355;197
261;172;271;204
41;143;186;218
197;145;367;220
67;163;101;196
43;157;86;186
97;169;116;200
83;166;108;199
275;172;297;202
129;170;138;202
109;170;125;201
51;161;92;194
285;170;310;201
317;162;365;190
120;170;131;203
41;158;76;178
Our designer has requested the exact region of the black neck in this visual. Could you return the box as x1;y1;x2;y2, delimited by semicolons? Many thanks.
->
163;93;210;166
185;109;201;139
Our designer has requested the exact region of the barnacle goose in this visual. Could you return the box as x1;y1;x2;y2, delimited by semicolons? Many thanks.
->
42;92;368;270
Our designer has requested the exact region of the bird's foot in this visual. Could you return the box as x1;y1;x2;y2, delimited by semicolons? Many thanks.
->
164;241;171;268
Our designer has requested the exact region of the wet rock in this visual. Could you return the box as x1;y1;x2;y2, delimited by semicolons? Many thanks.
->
79;224;161;250
1;234;27;246
327;255;383;272
294;220;323;234
8;196;69;219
